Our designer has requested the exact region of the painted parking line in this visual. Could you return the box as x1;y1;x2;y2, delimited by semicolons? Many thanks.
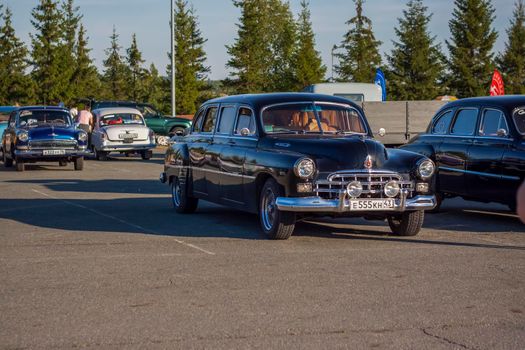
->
31;188;215;255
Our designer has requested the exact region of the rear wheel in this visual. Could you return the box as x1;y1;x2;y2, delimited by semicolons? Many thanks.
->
141;150;153;160
74;157;84;171
15;158;25;172
169;126;186;137
171;177;198;213
388;210;425;236
259;178;295;240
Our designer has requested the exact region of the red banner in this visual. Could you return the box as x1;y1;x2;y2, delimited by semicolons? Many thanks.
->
489;69;505;96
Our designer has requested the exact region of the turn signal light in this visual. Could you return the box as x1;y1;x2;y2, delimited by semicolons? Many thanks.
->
297;183;313;193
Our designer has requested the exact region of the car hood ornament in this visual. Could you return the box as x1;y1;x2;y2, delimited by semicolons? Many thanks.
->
364;155;372;170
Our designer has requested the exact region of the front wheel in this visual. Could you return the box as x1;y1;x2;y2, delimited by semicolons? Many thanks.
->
74;157;84;171
388;210;425;236
171;177;198;213
259;178;295;240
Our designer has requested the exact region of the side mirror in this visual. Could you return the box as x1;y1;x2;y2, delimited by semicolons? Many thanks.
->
378;128;386;137
240;128;251;137
496;128;507;137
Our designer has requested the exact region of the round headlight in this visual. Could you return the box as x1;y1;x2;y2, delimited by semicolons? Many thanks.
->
346;181;363;198
418;159;435;179
78;131;88;142
18;132;28;142
384;180;400;198
294;158;315;179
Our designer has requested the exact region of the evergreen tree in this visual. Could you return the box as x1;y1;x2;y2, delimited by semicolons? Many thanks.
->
143;63;165;107
126;33;145;101
498;0;525;94
59;0;81;103
292;0;326;90
169;0;210;115
30;0;65;104
226;0;272;93
102;27;127;100
335;0;382;82
447;0;497;97
387;0;445;100
71;23;100;99
0;7;34;104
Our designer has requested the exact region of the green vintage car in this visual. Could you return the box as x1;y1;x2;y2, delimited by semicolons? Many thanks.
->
90;101;192;137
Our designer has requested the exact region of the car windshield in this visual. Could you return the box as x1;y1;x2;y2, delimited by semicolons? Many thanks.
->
513;107;525;135
262;103;367;134
18;110;71;127
99;113;145;126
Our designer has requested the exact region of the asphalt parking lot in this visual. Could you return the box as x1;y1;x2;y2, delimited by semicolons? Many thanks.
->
0;148;524;349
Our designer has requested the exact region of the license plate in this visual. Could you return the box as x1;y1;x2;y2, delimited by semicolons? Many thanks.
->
119;133;138;139
348;199;396;211
123;138;133;143
43;149;66;155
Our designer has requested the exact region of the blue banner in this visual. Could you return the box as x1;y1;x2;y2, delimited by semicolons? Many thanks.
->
374;68;386;101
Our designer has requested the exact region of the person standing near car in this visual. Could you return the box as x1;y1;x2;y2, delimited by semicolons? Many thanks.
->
77;106;94;145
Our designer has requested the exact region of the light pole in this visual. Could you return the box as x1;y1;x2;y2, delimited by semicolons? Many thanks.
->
170;0;176;117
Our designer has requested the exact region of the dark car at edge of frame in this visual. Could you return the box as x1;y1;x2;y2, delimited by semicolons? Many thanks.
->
400;95;525;211
160;93;437;239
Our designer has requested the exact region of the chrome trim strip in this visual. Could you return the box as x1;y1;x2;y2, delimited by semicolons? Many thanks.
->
439;166;520;181
276;194;436;213
167;165;256;180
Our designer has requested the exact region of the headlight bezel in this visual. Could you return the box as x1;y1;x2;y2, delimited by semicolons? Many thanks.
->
17;131;29;142
293;157;316;179
417;159;435;180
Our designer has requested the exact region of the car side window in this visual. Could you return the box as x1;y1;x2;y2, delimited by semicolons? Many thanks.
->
235;107;256;136
201;107;218;133
192;108;206;133
216;106;237;135
479;109;508;137
451;108;478;136
431;110;453;134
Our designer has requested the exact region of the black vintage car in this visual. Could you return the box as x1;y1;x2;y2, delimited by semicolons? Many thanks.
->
401;95;525;211
160;93;437;239
2;106;89;171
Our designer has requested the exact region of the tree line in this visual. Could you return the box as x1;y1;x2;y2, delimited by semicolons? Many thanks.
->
0;0;524;116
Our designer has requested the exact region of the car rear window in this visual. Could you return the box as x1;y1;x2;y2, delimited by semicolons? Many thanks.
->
513;107;525;135
99;113;144;126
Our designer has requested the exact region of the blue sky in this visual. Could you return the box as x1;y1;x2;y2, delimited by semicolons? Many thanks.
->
2;0;516;80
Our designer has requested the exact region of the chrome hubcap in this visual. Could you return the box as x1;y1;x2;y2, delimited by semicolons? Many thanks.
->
172;180;181;207
261;188;276;231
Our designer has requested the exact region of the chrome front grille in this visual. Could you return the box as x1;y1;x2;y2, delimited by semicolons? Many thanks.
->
29;140;78;149
315;171;414;199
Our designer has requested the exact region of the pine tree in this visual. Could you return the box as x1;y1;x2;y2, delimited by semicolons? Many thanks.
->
336;0;382;82
59;0;81;103
126;33;145;101
447;0;498;97
387;0;445;100
102;27;127;100
292;0;326;90
30;0;66;104
71;23;100;99
0;7;34;104
143;63;165;107
498;0;525;94
169;0;210;115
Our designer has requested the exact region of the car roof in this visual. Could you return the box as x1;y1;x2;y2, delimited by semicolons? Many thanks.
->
92;107;143;116
444;95;525;109
204;93;362;111
17;106;69;112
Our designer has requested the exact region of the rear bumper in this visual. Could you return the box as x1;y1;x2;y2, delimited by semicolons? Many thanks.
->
276;192;436;213
98;143;156;152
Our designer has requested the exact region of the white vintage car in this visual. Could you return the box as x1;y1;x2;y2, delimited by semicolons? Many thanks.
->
91;107;156;160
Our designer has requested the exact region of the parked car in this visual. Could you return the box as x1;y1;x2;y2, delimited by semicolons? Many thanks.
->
90;100;191;137
160;93;437;239
2;106;89;171
91;107;156;160
0;106;18;159
401;95;525;211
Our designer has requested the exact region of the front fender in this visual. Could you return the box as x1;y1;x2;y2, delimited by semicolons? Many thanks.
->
164;142;190;182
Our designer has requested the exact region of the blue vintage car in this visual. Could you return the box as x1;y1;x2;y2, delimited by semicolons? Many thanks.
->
2;106;90;171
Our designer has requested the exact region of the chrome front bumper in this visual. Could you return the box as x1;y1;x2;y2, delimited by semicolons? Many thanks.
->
14;149;91;158
276;191;436;213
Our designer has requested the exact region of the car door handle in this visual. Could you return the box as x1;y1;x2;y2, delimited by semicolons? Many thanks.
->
227;140;236;145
